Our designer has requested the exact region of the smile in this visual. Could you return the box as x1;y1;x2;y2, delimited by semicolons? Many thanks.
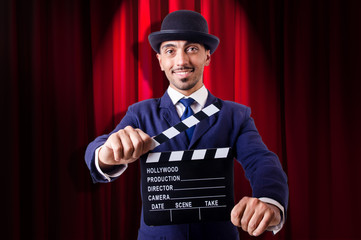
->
172;68;194;77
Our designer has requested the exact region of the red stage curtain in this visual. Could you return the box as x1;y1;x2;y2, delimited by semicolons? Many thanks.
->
2;0;361;239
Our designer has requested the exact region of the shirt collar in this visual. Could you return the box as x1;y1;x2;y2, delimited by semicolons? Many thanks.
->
167;85;208;108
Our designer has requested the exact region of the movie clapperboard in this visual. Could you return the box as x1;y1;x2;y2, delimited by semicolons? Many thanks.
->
140;102;235;226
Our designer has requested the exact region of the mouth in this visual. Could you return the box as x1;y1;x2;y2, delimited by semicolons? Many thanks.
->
171;67;194;78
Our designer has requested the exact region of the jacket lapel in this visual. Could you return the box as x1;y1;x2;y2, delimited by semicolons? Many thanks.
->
159;92;189;147
189;92;221;149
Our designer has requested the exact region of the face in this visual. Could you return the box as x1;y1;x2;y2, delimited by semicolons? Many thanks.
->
157;40;211;96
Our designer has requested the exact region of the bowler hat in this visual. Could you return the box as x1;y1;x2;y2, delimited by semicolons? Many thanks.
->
148;10;220;54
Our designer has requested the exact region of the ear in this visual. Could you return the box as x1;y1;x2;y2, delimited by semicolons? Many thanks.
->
156;53;164;71
204;50;211;66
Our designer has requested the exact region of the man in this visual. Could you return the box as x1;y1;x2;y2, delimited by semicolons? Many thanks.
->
85;10;288;239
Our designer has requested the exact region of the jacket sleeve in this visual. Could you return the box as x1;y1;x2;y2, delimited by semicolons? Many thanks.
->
84;107;139;183
234;107;289;214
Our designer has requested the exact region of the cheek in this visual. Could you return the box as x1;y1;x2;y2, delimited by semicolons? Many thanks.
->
194;60;207;70
191;55;208;67
161;60;172;71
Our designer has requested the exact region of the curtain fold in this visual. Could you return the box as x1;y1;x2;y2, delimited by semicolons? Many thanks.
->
2;0;361;239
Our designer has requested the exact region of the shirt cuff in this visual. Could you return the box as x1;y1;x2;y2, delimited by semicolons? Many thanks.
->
258;197;285;235
95;146;127;182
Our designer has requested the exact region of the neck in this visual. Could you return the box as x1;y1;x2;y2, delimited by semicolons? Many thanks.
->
170;83;204;96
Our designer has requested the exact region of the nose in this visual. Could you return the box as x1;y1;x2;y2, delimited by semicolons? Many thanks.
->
175;49;189;66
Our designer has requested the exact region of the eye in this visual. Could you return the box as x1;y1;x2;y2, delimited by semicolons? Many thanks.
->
186;46;199;53
164;49;174;55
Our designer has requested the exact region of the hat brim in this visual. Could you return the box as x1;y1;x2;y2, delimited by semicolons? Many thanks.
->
148;30;220;54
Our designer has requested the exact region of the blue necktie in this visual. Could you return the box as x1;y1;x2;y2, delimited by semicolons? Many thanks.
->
179;98;195;141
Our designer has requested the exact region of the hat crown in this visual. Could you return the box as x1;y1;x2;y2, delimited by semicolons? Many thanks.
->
161;10;209;33
148;10;219;54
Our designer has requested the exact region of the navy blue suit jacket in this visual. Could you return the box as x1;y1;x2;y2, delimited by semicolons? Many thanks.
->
85;91;288;240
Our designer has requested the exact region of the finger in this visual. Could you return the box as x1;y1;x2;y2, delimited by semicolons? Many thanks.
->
240;198;257;232
98;145;114;164
230;198;247;227
127;129;144;159
241;209;253;233
106;133;123;161
247;210;264;236
118;129;134;160
135;129;152;154
252;211;273;236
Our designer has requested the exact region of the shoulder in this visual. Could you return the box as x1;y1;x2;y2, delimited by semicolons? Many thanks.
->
218;99;251;116
220;100;249;110
128;98;161;112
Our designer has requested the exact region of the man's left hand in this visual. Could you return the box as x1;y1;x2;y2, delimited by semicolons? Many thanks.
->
231;196;281;236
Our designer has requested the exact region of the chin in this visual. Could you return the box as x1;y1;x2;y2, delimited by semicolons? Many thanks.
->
181;84;197;92
171;78;200;92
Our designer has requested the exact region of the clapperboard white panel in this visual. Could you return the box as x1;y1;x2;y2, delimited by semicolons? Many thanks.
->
140;148;234;226
139;101;235;226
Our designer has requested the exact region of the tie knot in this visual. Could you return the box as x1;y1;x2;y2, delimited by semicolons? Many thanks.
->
179;98;195;107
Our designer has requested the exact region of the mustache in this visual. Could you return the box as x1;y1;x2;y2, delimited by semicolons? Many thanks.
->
171;66;194;72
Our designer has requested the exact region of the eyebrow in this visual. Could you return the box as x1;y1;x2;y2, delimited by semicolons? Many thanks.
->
160;41;201;50
161;43;176;50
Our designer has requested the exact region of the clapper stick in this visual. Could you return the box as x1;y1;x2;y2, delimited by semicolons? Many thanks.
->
149;101;222;150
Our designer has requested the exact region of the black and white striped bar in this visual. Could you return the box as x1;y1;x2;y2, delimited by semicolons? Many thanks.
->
145;147;232;163
151;102;222;149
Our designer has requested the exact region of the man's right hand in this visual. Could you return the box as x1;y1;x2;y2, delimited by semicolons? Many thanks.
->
98;126;152;170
